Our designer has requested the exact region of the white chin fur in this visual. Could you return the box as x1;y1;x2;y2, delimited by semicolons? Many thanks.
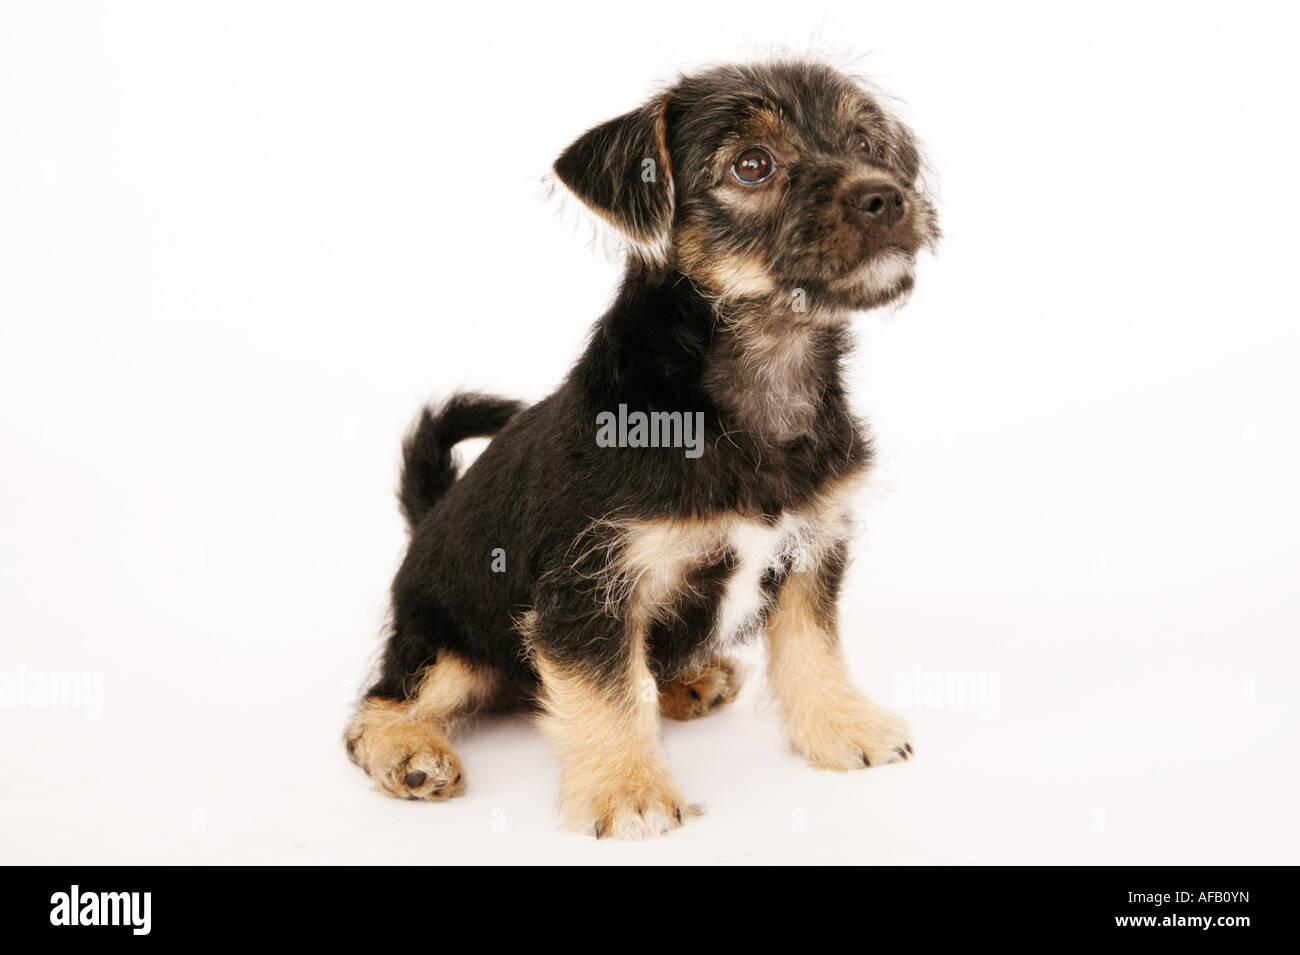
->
842;250;913;293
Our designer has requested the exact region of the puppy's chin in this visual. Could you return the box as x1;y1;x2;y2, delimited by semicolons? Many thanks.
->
825;250;916;311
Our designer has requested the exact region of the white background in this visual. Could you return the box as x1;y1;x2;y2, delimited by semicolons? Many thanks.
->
2;0;1297;864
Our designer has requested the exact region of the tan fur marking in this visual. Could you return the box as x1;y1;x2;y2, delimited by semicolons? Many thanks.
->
567;513;723;627
676;225;776;302
806;471;867;535
765;570;913;770
659;655;744;720
616;515;728;611
750;106;786;138
531;638;690;839
575;473;864;640
405;650;500;723
712;255;776;297
653;92;676;187
697;252;776;300
345;650;501;800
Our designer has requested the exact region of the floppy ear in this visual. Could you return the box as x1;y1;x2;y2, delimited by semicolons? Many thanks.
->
553;94;675;253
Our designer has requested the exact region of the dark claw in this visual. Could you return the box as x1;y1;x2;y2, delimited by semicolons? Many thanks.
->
905;743;914;755
453;772;463;785
404;770;427;788
862;753;871;767
688;688;701;701
711;694;724;707
594;821;605;840
895;746;909;761
674;807;682;824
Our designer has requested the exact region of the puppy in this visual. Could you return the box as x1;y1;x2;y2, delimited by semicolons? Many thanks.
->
346;60;938;838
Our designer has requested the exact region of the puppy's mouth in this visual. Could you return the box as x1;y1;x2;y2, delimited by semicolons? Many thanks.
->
770;209;927;311
837;248;913;287
814;248;916;309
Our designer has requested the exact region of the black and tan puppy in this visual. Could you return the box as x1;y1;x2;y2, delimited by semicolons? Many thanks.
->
346;60;938;838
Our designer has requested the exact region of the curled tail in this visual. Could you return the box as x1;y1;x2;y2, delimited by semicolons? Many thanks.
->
398;392;524;530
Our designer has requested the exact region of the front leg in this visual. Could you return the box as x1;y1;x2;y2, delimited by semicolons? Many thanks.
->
528;619;692;839
765;554;913;770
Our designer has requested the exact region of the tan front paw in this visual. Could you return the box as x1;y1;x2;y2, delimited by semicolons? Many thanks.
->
563;770;696;840
788;701;914;771
659;656;744;720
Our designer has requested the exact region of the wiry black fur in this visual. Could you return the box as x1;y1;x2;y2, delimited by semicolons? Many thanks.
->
364;59;937;706
374;272;868;698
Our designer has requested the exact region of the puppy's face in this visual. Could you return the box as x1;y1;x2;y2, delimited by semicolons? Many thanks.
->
555;61;938;314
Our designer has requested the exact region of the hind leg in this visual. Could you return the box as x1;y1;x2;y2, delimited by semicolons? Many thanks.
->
345;649;500;800
659;655;744;720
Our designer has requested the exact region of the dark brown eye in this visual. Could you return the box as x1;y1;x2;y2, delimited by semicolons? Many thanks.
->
854;131;875;156
732;146;774;184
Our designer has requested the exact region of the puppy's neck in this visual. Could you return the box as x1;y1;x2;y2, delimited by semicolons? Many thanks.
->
704;298;847;444
577;266;852;448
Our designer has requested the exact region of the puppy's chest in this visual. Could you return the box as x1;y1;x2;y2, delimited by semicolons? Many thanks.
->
619;497;852;650
711;513;818;641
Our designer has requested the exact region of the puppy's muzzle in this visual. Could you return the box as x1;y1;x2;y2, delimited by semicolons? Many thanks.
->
843;182;906;228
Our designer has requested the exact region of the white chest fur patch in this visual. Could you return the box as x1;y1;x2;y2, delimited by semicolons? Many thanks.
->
589;479;860;645
714;513;817;642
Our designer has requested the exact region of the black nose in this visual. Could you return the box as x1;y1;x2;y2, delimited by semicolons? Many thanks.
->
845;183;905;227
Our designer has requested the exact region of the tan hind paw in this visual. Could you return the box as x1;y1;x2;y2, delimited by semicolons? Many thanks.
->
659;656;744;720
345;700;466;801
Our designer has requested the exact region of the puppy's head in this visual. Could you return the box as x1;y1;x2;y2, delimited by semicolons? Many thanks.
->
554;60;938;314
